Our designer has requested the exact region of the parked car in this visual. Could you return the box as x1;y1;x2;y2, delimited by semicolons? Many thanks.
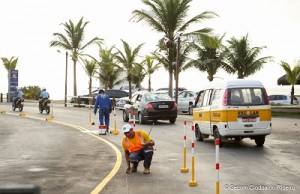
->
115;97;129;110
71;89;99;105
156;87;187;97
122;91;177;124
155;90;196;115
71;89;129;105
269;94;299;105
177;90;197;115
120;84;146;94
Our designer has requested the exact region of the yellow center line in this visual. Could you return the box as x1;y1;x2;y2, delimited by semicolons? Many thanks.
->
3;112;122;194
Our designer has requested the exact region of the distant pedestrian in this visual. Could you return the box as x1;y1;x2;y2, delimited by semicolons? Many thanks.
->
122;123;155;174
94;89;112;132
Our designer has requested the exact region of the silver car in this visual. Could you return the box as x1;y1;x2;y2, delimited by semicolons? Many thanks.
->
269;94;299;105
177;90;197;115
115;97;129;110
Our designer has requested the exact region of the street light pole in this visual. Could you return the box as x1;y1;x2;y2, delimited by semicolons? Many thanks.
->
175;35;181;104
64;51;68;107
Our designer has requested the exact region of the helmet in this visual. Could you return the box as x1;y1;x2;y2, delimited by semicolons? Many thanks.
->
16;86;20;91
42;87;46;91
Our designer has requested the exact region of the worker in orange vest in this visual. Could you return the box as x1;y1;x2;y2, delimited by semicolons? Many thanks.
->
122;123;155;174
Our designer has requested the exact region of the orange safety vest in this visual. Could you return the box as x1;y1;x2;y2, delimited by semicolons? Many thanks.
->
124;130;145;153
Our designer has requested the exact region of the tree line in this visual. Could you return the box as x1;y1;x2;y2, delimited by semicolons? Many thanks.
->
1;0;300;101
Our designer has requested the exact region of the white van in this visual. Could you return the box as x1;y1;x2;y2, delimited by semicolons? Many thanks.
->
193;79;272;147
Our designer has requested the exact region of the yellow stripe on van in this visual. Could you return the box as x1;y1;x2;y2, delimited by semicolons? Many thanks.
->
193;109;271;123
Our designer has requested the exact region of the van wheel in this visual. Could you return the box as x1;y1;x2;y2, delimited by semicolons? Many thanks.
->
123;111;129;122
195;125;203;141
214;129;223;147
255;136;265;147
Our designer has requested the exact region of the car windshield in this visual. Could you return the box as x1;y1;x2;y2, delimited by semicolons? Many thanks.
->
121;86;129;90
156;88;168;91
145;93;172;101
178;91;186;98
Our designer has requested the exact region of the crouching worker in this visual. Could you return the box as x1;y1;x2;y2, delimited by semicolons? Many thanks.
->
122;124;155;174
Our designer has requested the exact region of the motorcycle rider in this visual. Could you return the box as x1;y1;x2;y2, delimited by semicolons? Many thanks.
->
39;87;50;109
13;86;23;107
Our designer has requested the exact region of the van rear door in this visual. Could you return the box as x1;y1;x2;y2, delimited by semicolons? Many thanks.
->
226;87;271;131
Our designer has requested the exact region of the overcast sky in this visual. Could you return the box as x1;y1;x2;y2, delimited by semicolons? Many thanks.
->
1;0;300;100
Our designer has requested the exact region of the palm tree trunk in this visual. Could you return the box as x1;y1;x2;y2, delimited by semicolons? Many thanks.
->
168;47;173;97
148;76;151;92
291;85;295;104
128;75;132;98
73;60;77;96
89;77;92;96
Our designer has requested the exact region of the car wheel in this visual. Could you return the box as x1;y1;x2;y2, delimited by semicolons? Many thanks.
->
138;112;145;124
123;110;129;122
255;136;265;147
169;118;176;124
214;128;223;147
195;125;203;141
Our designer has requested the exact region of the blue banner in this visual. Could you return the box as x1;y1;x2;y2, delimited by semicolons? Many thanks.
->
8;70;18;102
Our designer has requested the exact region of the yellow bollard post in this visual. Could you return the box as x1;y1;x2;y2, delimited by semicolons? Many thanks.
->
46;99;54;121
50;99;54;118
181;121;189;173
189;125;197;186
110;108;119;135
19;113;26;117
88;99;95;125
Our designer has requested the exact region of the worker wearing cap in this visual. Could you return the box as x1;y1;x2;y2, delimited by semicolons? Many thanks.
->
122;123;155;174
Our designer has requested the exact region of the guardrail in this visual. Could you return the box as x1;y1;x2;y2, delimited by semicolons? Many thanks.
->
271;106;300;113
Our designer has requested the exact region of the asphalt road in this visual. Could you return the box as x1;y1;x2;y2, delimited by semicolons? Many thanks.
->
0;102;299;194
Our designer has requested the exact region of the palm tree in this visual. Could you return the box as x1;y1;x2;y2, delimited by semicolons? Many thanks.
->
1;56;18;71
115;39;144;98
131;0;217;97
81;59;97;97
280;60;300;104
226;34;273;79
186;34;230;81
174;39;194;83
95;46;124;90
142;55;161;91
131;63;147;88
49;17;102;96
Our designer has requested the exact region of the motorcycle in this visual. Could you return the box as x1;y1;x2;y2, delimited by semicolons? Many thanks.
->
39;98;51;114
12;98;24;112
